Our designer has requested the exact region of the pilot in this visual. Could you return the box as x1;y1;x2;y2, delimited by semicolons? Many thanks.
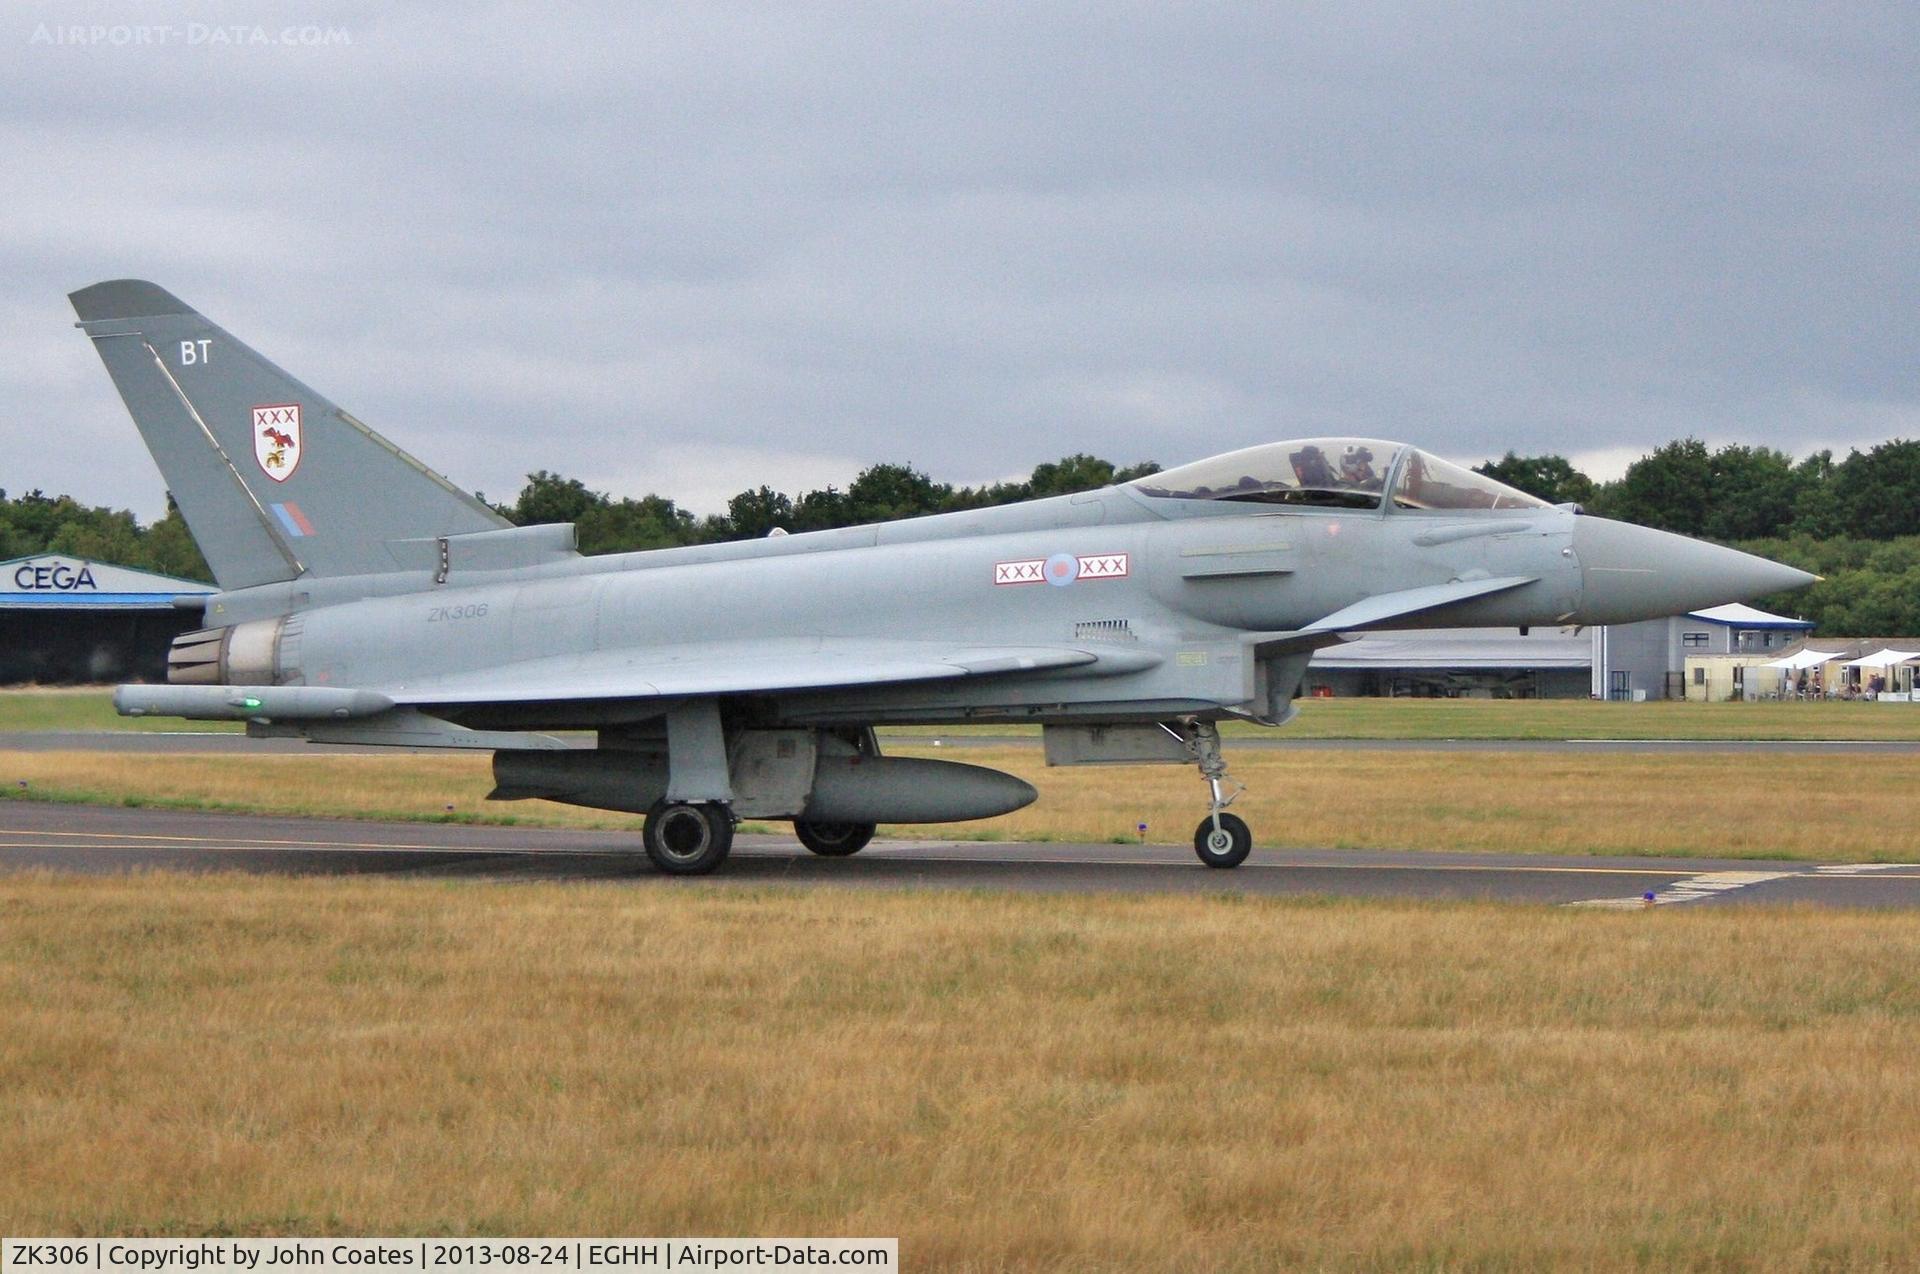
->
1290;445;1337;488
1339;446;1381;490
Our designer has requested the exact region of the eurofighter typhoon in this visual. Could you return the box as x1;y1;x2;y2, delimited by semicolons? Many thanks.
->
71;280;1816;874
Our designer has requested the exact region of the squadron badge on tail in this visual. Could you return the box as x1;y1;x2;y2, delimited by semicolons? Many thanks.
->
252;403;302;481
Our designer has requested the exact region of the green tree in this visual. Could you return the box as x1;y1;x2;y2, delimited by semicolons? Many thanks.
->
1787;451;1839;539
1733;535;1920;635
3;491;83;548
49;508;144;567
143;504;213;581
1830;440;1920;540
510;470;607;526
724;485;795;539
843;463;951;524
576;495;700;554
789;486;850;533
1473;453;1597;506
1702;445;1805;542
1590;439;1714;535
1026;454;1117;499
942;455;1160;514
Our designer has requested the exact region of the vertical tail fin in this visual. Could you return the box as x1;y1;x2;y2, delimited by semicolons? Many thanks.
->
69;280;508;589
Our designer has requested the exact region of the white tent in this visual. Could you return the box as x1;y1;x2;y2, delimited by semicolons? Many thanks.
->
1842;649;1920;668
1764;648;1838;670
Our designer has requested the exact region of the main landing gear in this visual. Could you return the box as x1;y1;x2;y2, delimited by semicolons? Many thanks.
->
643;800;734;875
794;820;877;857
1183;720;1253;868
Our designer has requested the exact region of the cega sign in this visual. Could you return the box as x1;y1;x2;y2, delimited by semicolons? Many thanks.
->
14;561;98;591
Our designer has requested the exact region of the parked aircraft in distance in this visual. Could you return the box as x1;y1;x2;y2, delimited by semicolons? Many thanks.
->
72;280;1816;873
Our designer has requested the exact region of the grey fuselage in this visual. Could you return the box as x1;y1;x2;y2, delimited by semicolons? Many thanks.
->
192;483;1589;731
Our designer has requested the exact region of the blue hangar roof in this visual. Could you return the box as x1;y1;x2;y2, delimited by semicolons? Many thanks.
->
0;555;216;610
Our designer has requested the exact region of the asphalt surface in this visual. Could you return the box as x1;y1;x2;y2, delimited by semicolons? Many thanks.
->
4;800;1916;908
7;730;1920;755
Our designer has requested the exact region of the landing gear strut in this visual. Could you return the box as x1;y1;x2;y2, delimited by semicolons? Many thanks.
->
643;800;735;875
1182;720;1252;868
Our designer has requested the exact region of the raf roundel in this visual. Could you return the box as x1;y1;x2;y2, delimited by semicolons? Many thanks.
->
993;552;1129;586
251;403;302;482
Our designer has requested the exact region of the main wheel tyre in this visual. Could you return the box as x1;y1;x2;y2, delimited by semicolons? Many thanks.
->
794;820;876;857
643;801;734;876
1193;812;1252;869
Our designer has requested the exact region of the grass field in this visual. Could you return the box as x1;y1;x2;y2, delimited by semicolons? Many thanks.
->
5;744;1917;861
1261;695;1920;741
0;687;239;733
10;688;1920;741
3;872;1918;1268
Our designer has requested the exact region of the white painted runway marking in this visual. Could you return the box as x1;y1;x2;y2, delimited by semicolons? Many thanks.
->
1563;738;1918;746
1568;869;1803;909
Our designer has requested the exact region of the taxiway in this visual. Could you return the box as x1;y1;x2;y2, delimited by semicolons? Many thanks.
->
3;800;1915;908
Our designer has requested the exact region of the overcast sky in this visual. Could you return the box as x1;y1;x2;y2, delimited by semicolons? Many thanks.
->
3;2;1914;521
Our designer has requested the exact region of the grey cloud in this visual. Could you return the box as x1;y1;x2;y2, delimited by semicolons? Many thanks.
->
2;1;1914;519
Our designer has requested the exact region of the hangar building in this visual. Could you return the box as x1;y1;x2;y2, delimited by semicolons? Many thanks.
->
1306;604;1815;700
1305;627;1591;699
0;555;215;684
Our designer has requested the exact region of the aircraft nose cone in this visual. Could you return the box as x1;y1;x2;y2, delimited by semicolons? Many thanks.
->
1571;516;1817;624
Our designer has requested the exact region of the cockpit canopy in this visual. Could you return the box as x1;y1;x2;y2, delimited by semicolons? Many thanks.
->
1127;438;1548;512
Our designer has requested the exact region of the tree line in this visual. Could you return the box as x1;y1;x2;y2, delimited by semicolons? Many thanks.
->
5;437;1917;634
1476;438;1920;543
494;453;1163;555
0;490;210;581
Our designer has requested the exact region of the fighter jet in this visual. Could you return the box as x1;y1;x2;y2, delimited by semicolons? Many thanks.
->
70;280;1816;873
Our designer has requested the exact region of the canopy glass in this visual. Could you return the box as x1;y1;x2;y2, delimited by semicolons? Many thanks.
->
1128;439;1549;513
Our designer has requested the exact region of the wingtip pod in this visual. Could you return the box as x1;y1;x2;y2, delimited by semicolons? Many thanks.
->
69;279;194;323
114;683;396;721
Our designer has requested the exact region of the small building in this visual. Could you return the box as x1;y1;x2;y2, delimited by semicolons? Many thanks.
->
0;555;215;684
1592;603;1815;701
1682;653;1790;702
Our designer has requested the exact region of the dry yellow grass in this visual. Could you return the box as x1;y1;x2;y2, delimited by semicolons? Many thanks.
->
2;873;1919;1269
5;744;1919;861
901;746;1920;860
17;689;1920;742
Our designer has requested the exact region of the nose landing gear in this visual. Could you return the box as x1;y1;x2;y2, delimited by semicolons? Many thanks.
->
1182;720;1252;868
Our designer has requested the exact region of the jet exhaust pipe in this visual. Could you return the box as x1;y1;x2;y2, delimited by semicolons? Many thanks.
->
165;619;287;684
491;745;1036;824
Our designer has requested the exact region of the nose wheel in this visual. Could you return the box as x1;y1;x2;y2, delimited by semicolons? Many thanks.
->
1195;812;1252;868
1182;720;1252;868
